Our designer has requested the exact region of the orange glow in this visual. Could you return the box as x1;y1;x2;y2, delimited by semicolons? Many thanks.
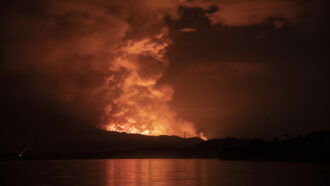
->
102;31;207;140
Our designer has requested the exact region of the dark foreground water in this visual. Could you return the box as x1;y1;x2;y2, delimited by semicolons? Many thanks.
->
1;159;329;186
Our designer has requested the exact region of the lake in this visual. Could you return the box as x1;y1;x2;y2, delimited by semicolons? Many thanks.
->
1;159;329;186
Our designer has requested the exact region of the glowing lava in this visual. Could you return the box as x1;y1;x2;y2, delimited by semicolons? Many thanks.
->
102;31;206;140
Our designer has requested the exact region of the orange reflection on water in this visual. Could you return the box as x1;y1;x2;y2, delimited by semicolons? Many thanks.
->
105;159;209;186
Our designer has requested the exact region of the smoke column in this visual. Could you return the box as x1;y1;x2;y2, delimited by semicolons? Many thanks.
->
102;29;205;139
0;0;206;139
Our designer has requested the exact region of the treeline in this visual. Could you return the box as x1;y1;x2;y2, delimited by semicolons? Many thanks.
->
196;131;330;161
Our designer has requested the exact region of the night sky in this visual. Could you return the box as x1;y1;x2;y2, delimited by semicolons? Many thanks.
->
1;0;329;139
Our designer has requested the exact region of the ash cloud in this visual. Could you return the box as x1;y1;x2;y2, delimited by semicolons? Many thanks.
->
1;0;129;136
0;0;200;138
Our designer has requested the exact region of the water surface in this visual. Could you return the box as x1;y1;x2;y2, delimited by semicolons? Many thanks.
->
1;159;329;186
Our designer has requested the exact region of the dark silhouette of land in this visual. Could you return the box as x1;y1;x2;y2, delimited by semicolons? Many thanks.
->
1;130;329;162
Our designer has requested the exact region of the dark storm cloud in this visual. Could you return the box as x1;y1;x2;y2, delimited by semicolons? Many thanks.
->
181;0;304;28
164;1;330;138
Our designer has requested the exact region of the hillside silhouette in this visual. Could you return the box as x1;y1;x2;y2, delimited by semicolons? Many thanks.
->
1;129;329;162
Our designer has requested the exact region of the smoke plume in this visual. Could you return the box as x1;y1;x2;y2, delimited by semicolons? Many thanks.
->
1;0;207;139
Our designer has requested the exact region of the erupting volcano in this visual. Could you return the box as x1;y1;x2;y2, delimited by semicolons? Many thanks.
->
102;30;206;140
